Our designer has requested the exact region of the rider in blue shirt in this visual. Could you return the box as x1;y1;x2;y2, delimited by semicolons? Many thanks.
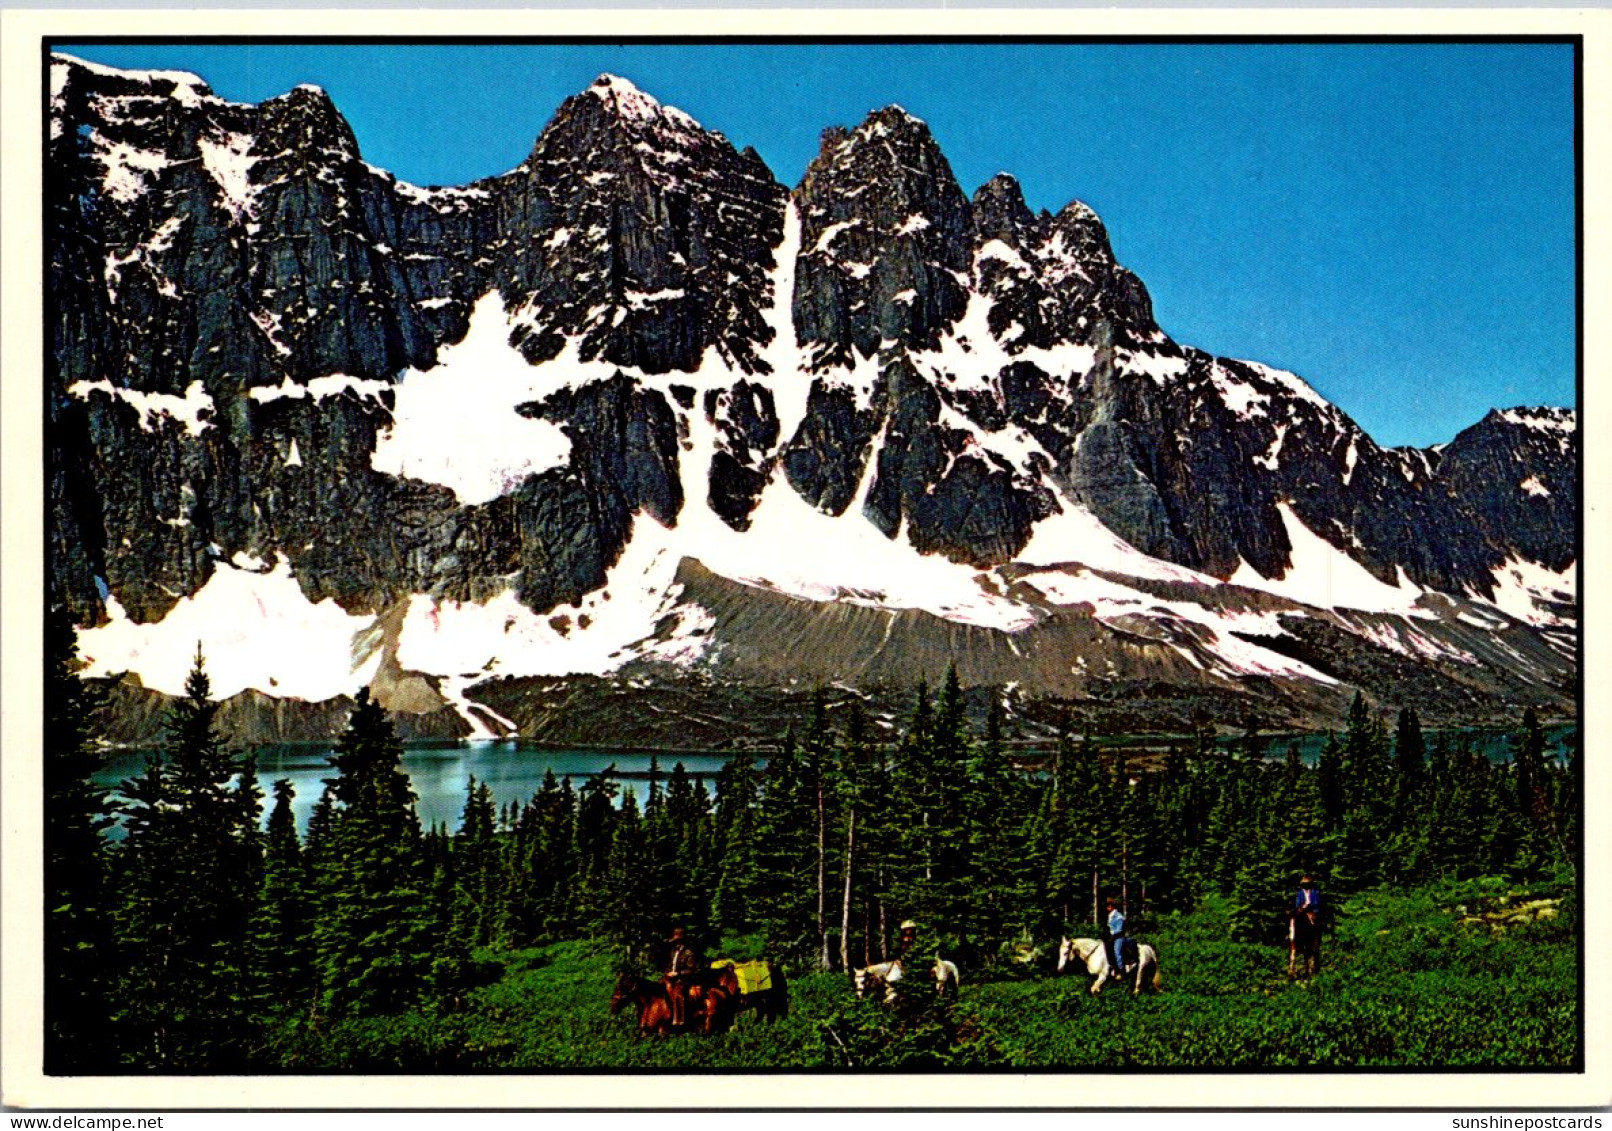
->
1294;874;1322;915
1105;896;1127;975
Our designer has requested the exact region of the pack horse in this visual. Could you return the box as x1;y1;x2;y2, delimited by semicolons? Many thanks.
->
709;958;789;1022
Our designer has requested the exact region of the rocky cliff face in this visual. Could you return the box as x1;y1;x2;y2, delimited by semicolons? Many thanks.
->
47;55;1577;739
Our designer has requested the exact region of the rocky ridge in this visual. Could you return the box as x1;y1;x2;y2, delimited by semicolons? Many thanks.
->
46;56;1577;740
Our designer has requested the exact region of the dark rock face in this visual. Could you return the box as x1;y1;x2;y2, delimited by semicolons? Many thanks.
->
1434;409;1577;576
497;76;788;375
793;109;975;366
705;381;780;530
512;375;682;608
780;381;883;517
46;56;1576;732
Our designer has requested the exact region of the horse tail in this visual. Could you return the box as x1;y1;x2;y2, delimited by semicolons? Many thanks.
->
1151;953;1163;992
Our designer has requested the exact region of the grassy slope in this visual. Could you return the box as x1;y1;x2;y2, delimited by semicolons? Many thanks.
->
277;876;1576;1071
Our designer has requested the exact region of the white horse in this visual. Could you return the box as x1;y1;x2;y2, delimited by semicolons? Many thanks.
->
854;958;905;1003
932;957;960;997
1057;936;1161;996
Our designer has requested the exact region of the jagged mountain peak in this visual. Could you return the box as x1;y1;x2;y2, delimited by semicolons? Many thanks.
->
583;72;703;132
51;51;213;103
864;103;926;129
973;173;1036;240
256;81;360;156
45;54;1577;736
1488;406;1576;432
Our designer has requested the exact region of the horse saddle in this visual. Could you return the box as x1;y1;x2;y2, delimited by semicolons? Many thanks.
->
1119;937;1139;972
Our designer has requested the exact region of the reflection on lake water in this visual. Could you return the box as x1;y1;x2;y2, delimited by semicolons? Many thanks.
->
91;725;1572;837
92;741;757;835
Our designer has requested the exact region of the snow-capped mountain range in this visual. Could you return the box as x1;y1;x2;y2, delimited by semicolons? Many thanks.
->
47;56;1576;741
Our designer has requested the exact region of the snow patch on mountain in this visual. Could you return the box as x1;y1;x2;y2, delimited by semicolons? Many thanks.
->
250;373;391;405
672;383;1036;631
1476;557;1575;628
370;292;573;504
198;131;259;220
69;378;213;437
762;203;810;442
54;52;212;106
92;134;172;203
77;555;383;700
393;525;689;681
1019;567;1336;684
1497;407;1574;432
917;247;1098;384
1210;361;1270;419
588;73;702;132
1231;503;1426;615
436;674;518;738
103;214;186;304
1116;346;1189;386
1237;358;1336;417
1018;488;1212;584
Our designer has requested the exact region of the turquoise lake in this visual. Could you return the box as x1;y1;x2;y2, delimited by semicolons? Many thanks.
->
91;724;1572;836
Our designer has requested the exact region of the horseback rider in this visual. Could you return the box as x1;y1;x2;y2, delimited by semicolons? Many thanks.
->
663;927;702;1030
1104;896;1128;976
896;919;919;962
1294;874;1322;917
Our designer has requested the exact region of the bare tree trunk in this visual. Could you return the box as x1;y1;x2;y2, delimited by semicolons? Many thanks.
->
1091;866;1100;930
1122;843;1129;916
839;807;857;972
817;772;830;971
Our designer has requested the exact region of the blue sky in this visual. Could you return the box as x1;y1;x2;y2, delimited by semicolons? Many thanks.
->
57;42;1576;448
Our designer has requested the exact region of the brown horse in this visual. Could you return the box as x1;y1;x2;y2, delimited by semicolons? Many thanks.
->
1288;908;1321;978
609;971;735;1036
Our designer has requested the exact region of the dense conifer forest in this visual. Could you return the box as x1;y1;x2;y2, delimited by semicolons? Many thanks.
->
43;610;1578;1072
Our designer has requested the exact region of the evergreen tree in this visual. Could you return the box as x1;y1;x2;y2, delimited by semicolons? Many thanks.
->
960;695;1032;963
248;780;316;1033
312;689;447;1017
658;762;712;940
594;791;654;950
43;604;118;1072
713;752;765;934
572;771;621;930
1508;707;1560;878
453;776;502;947
798;691;838;970
755;724;818;961
114;645;255;1069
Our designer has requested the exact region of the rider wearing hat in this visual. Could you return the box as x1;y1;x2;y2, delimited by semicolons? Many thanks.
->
1294;874;1322;915
663;927;701;1030
892;919;920;983
1104;896;1128;976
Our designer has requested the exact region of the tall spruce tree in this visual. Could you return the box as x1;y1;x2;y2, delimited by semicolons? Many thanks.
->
453;776;502;947
43;605;118;1072
713;752;765;935
248;779;316;1039
756;723;818;961
312;689;446;1017
114;645;255;1069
